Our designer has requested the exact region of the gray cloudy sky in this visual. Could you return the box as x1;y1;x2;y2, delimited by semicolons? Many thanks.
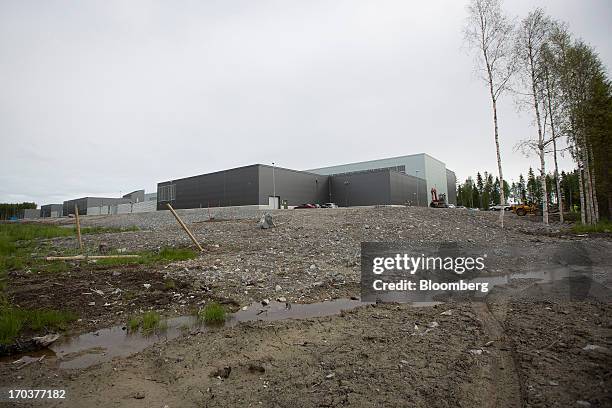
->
1;0;610;205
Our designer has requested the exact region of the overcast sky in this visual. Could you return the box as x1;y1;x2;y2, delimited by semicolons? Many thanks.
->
1;0;610;205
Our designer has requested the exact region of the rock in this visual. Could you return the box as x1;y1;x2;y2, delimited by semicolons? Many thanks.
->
576;401;591;407
309;264;317;270
261;299;270;306
440;310;453;316
258;213;275;229
276;297;286;302
350;296;359;301
98;243;111;254
427;321;439;328
241;306;248;311
132;392;145;399
469;349;483;356
143;284;151;290
548;380;559;386
32;334;60;347
582;344;608;352
88;301;96;306
325;373;335;379
210;366;231;379
275;284;282;291
248;363;265;373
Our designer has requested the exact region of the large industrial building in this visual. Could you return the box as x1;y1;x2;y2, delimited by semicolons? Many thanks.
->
308;153;455;205
157;154;456;210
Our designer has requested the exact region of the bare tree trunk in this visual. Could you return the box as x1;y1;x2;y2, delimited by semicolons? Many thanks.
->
538;149;548;224
545;72;563;223
491;96;506;228
582;140;595;224
577;163;586;224
588;143;600;223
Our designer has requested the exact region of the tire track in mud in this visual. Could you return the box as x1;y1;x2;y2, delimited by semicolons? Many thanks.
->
472;300;524;408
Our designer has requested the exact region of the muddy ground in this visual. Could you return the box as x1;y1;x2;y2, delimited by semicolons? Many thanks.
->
1;207;610;407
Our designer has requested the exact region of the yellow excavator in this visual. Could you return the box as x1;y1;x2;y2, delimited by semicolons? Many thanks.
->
511;203;539;216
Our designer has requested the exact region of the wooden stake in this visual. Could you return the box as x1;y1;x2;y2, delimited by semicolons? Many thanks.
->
74;204;83;252
166;203;204;252
45;255;140;261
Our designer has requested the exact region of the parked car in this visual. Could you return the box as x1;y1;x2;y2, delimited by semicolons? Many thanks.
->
490;204;512;211
294;203;316;209
321;203;338;208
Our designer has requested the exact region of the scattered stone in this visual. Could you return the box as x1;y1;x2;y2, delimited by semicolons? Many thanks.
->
261;299;270;306
258;213;275;229
440;310;453;316
276;297;287;302
88;301;96;306
576;401;591;407
275;284;282;291
427;321;439;329
32;333;59;347
469;349;483;356
248;363;265;373
325;373;335;379
210;366;231;379
582;344;608;352
548;380;559;386
143;284;151;290
132;392;145;399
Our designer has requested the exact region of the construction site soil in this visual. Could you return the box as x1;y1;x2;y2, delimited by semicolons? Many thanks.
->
1;207;610;407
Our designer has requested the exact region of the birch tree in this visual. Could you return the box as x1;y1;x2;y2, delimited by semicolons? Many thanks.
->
515;8;552;224
541;39;565;223
465;0;516;227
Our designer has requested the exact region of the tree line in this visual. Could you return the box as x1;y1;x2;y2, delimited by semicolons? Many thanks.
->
456;169;581;214
465;0;610;225
0;203;37;220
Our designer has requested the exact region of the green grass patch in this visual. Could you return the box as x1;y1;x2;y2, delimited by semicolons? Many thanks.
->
127;311;166;335
198;302;226;325
571;220;612;234
0;305;77;345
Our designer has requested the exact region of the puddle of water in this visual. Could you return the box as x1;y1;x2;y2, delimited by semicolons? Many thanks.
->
49;299;366;370
4;266;609;371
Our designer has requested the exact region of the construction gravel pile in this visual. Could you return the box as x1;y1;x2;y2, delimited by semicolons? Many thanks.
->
49;206;607;305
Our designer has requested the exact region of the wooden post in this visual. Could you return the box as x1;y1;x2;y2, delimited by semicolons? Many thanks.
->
74;204;83;252
46;255;140;261
166;203;204;252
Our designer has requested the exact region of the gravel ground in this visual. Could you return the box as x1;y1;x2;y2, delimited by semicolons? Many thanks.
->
2;206;610;407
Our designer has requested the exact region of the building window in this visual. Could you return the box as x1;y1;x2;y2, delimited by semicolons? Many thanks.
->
158;184;175;202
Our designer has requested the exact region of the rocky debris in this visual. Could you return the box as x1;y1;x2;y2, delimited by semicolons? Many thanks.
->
32;334;60;347
247;363;265;373
132;391;145;399
582;344;609;353
210;366;232;379
258;213;275;229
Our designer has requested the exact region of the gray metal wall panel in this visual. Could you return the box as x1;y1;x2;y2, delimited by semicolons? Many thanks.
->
389;172;428;206
446;169;457;205
258;165;329;206
41;204;63;218
329;171;391;207
157;165;260;210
